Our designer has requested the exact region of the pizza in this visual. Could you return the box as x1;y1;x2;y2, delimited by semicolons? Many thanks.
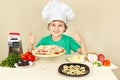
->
32;45;66;57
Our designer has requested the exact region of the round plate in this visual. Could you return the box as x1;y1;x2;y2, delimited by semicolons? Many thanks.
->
58;63;90;77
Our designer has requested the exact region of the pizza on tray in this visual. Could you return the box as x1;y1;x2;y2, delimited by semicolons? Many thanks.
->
32;45;66;57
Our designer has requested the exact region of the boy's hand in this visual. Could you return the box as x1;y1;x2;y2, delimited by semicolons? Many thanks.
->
72;30;81;42
29;32;36;45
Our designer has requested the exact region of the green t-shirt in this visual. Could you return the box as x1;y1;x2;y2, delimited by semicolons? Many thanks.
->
36;34;81;54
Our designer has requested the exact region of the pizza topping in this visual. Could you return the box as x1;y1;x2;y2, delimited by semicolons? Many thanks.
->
67;55;85;62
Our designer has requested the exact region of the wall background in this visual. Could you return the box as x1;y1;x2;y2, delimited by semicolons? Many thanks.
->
0;0;120;79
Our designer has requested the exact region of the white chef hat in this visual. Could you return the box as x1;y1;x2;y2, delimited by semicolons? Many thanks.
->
42;0;74;23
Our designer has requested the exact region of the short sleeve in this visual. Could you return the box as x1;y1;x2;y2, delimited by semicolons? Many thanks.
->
35;39;43;47
69;37;81;52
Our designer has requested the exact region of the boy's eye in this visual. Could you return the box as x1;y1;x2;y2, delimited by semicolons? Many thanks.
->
51;24;55;26
50;24;64;27
59;24;63;27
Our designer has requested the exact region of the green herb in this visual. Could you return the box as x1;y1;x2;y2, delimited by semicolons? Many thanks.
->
93;61;102;67
0;53;21;68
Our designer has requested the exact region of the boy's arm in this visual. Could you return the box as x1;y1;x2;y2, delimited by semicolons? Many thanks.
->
77;40;87;54
72;30;87;54
28;32;36;52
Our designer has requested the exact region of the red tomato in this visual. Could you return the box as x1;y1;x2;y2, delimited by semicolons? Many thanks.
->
21;54;28;60
25;51;33;56
27;55;35;62
42;50;48;52
54;52;59;54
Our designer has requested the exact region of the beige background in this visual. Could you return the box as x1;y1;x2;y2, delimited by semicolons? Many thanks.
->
0;0;120;79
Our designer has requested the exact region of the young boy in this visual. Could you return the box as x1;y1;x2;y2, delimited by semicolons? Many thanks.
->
28;0;87;54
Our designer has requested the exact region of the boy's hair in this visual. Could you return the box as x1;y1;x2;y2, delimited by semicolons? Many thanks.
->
47;20;68;32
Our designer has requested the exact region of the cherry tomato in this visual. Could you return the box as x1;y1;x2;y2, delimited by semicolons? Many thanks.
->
54;52;59;54
21;54;28;60
42;50;48;52
25;51;33;56
27;55;35;62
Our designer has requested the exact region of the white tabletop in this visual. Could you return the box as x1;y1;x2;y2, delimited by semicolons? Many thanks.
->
0;55;118;80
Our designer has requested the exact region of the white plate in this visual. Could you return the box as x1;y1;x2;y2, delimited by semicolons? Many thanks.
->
14;61;33;68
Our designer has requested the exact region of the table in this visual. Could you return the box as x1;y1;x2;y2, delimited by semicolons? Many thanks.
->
0;55;118;80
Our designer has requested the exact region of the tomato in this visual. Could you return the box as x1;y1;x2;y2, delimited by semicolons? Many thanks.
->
54;52;59;54
42;50;48;52
27;55;35;62
21;54;28;60
21;51;35;62
102;60;110;66
25;51;33;56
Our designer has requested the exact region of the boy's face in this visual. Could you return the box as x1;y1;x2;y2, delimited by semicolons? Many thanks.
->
48;20;66;37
